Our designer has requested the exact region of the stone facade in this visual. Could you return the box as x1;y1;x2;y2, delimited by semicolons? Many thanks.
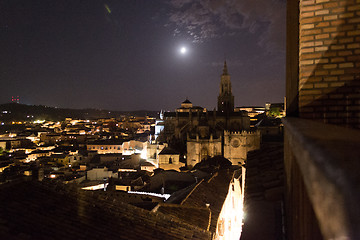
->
186;134;222;167
186;130;260;167
158;147;182;170
163;62;250;142
162;62;260;168
223;130;261;165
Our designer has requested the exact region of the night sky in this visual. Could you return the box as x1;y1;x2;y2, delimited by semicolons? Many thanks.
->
1;0;286;111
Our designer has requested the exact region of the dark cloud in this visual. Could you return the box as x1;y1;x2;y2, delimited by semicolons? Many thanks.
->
167;0;286;52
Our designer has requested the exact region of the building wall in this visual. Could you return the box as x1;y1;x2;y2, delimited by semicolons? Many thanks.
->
154;119;164;139
158;154;181;170
86;167;117;180
285;1;360;239
122;140;147;155
0;142;6;151
158;154;180;165
40;134;61;144
186;138;222;167
298;0;360;128
223;131;261;165
214;173;244;240
186;131;260;167
87;144;122;154
146;142;166;165
163;111;250;140
52;156;70;165
26;152;51;162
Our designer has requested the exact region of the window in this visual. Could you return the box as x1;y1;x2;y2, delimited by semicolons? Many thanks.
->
218;219;224;236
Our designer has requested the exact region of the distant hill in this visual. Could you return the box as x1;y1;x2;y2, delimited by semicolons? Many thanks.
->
0;103;158;122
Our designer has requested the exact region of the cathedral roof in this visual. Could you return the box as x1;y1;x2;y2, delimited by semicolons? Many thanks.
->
182;99;192;104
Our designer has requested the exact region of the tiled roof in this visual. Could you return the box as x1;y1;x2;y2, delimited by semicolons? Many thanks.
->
255;118;282;127
158;147;179;155
0;180;211;240
244;142;284;201
241;142;284;240
181;169;235;233
154;204;211;230
140;171;196;194
87;139;125;145
192;156;232;173
140;161;155;167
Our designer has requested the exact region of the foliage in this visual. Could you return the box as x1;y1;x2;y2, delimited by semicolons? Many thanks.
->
269;107;281;117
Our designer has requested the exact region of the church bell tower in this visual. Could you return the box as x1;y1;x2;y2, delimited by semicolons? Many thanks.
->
217;61;234;114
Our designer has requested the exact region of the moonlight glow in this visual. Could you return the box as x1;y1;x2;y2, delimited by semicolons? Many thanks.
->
180;47;187;54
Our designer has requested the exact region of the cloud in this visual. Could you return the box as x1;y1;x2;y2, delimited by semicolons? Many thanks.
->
166;0;286;52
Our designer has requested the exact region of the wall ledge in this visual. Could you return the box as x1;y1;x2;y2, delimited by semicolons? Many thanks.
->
283;117;360;239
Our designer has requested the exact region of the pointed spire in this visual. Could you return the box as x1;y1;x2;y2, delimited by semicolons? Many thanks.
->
222;60;228;75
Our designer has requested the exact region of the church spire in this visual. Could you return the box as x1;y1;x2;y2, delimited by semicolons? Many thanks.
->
218;60;234;114
222;60;228;75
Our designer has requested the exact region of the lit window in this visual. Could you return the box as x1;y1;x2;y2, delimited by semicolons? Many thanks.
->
218;219;224;236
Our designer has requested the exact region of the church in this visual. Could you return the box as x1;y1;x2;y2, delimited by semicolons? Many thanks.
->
161;61;260;168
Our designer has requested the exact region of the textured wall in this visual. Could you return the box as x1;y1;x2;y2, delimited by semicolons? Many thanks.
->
299;0;360;128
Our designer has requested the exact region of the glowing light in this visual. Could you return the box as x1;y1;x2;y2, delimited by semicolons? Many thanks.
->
82;183;108;191
104;4;111;14
127;191;171;200
180;47;187;54
141;148;147;159
34;120;45;124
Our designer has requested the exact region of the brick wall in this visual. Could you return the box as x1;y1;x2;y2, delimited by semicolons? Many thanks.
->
299;0;360;128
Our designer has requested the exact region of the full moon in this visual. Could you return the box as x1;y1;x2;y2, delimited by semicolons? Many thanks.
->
180;47;187;54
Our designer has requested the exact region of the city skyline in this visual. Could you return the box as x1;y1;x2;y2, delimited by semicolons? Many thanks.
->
1;0;286;111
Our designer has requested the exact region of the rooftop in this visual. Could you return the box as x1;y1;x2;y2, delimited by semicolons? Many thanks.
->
0;180;211;240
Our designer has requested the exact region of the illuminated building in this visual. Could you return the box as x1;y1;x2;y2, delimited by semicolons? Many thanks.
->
163;62;260;167
158;147;182;170
217;61;234;114
87;140;123;154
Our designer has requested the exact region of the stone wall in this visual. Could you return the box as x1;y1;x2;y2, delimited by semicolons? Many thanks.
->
223;131;261;165
186;138;222;167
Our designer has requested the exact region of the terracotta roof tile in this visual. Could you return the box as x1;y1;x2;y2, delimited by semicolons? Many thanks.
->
181;169;234;233
0;180;211;240
154;204;211;230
